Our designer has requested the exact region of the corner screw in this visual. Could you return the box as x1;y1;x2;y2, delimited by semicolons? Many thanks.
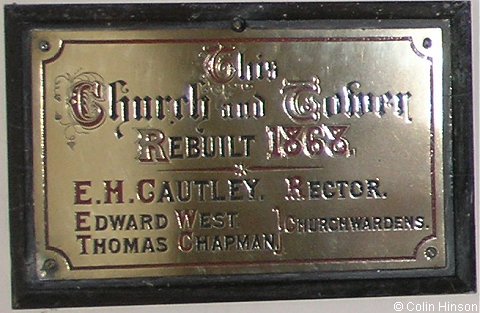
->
39;40;50;52
41;258;57;274
423;37;432;49
424;247;438;260
231;17;246;32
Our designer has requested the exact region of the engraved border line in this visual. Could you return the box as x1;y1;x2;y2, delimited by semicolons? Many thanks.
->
40;35;437;271
156;166;324;173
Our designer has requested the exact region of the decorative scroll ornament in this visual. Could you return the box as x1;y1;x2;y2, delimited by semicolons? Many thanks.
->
234;163;249;177
281;76;323;125
54;71;107;147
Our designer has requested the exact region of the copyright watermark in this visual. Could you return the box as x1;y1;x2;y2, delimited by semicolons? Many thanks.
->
393;301;479;312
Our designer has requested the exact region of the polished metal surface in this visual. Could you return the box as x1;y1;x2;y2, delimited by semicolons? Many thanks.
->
31;28;445;280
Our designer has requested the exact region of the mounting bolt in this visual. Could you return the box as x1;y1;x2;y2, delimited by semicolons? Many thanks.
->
424;247;438;260
41;258;57;275
39;40;51;52
231;17;246;32
423;37;432;49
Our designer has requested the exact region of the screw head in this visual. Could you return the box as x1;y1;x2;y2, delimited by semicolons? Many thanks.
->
423;37;432;49
231;17;246;32
39;40;50;52
424;246;438;260
41;258;57;273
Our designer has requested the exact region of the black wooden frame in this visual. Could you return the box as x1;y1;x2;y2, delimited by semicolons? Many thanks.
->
5;1;475;309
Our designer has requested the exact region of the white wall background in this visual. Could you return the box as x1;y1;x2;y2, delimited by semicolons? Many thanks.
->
0;0;478;312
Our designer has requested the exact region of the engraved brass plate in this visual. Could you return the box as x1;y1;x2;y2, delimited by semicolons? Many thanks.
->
32;28;445;280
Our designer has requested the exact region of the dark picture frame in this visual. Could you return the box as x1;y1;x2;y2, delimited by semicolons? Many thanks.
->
5;2;475;309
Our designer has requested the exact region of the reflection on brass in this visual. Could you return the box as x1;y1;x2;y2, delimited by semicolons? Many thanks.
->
31;28;446;280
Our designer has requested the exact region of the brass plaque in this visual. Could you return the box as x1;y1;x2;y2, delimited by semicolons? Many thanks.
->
32;28;445;280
